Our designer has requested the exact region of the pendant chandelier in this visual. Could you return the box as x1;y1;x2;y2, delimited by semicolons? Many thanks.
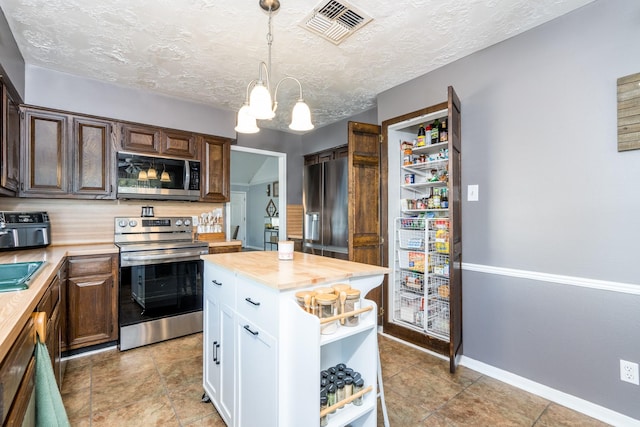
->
235;0;314;134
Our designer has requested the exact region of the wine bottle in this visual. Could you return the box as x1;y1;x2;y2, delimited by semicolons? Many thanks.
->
431;119;440;144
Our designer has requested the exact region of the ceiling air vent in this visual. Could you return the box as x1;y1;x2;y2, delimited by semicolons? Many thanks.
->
301;0;373;45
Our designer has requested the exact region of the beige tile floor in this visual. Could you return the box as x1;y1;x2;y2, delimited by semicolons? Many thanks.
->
61;332;610;426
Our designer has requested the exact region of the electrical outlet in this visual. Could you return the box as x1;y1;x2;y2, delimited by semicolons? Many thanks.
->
620;360;639;385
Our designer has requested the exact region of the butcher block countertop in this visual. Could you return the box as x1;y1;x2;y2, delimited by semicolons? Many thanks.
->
0;243;118;362
201;251;389;291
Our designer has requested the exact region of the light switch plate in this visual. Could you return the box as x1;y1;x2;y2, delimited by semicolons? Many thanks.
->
468;185;479;201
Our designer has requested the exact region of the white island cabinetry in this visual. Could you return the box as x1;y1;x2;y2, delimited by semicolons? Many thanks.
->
202;252;388;427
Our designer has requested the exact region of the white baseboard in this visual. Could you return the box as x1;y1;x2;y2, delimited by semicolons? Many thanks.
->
460;356;640;427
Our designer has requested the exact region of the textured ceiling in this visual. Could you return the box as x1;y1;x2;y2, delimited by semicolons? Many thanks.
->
0;0;593;133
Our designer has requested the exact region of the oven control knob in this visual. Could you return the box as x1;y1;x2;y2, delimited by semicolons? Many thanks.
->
184;219;191;226
118;220;128;228
129;220;138;227
175;219;183;226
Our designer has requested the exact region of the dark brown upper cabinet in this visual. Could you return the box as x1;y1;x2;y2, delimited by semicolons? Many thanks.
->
200;134;231;202
72;117;112;197
20;107;114;199
1;82;21;196
21;108;69;196
120;123;161;154
121;123;197;159
162;129;197;158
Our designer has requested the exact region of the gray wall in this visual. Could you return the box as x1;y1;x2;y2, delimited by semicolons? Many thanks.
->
378;0;640;420
0;8;24;100
301;107;378;155
25;65;236;138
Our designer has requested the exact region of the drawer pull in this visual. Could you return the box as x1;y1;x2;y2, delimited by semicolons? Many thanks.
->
243;325;259;336
245;297;261;306
212;280;223;286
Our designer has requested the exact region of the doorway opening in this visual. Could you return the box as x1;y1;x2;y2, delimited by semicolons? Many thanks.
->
228;146;287;250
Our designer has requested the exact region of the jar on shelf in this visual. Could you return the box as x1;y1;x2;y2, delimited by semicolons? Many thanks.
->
343;289;362;327
320;395;328;426
332;284;351;295
326;383;337;413
294;290;316;314
344;376;353;399
314;286;335;295
335;379;346;404
353;377;365;406
316;293;338;334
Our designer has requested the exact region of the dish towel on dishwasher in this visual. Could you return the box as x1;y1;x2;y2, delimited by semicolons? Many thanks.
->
36;339;70;427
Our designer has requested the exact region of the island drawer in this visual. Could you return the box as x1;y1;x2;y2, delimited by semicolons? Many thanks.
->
204;263;235;302
235;278;278;335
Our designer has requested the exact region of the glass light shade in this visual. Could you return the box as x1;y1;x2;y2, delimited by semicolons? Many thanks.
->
248;82;275;120
235;104;260;134
289;100;314;131
138;170;148;181
147;167;157;180
160;170;171;182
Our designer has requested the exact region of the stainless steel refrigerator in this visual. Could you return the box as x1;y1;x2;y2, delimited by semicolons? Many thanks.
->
302;157;348;259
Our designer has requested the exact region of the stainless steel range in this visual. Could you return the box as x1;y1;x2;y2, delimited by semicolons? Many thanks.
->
114;216;209;350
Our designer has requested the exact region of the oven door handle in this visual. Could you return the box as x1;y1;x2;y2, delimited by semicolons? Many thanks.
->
121;250;205;264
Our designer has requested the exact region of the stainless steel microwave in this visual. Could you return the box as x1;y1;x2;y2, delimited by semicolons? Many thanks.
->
116;152;201;201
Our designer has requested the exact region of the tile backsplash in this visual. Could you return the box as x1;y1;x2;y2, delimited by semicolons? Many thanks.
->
1;198;223;245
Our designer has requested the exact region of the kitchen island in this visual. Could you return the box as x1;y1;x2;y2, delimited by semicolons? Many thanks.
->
201;251;388;427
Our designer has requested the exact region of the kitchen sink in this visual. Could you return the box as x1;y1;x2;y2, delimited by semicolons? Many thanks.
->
0;261;45;293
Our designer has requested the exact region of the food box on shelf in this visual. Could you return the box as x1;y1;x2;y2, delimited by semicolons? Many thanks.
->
401;271;424;292
399;293;423;324
429;253;449;277
398;250;425;273
399;229;424;250
399;218;425;230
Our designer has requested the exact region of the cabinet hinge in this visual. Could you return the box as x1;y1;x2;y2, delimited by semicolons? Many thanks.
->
379;134;383;143
379;307;385;316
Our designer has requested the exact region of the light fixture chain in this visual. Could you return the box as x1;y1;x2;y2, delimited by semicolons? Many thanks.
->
267;7;273;82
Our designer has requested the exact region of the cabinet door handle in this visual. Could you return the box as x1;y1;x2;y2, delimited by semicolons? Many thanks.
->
216;342;221;365
243;325;259;336
213;341;218;363
244;297;261;306
212;280;222;286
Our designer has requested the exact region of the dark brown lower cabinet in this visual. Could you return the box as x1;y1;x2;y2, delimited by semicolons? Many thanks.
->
37;270;62;387
66;254;118;351
0;317;35;426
